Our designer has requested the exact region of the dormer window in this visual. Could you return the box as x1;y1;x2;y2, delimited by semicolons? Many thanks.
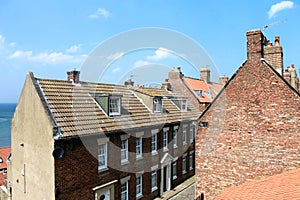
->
153;97;162;113
109;96;121;116
181;99;187;112
194;90;203;97
92;94;122;116
172;98;188;112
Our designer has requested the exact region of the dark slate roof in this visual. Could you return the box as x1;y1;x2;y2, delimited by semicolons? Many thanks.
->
34;75;200;139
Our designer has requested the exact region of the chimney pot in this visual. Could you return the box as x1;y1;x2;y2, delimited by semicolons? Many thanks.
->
124;79;134;87
177;66;181;73
275;36;280;46
292;64;295;68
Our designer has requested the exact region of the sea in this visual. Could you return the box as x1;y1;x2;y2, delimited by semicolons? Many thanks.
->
0;103;16;148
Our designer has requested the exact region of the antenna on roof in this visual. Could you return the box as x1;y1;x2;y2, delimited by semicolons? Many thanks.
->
263;19;287;31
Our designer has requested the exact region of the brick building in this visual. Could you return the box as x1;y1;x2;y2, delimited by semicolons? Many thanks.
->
5;71;200;200
164;66;227;112
195;29;300;199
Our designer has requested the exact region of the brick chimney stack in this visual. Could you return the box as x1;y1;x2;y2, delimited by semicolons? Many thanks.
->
200;66;210;83
124;79;134;87
219;76;229;85
264;36;283;75
67;69;80;84
168;66;183;80
246;30;265;62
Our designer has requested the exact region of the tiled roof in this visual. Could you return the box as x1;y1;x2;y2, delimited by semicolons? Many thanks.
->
0;146;11;170
0;173;6;186
216;168;300;200
36;76;200;138
183;77;224;103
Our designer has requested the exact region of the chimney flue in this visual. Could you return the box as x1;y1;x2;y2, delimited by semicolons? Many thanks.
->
274;36;280;46
200;66;210;83
67;69;80;84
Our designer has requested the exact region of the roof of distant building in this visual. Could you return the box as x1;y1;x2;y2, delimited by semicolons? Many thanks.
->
216;168;300;200
0;146;11;170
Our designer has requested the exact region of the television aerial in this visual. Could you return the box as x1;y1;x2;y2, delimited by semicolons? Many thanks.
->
263;19;287;31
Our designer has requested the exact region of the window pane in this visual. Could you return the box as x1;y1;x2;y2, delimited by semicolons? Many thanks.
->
121;140;128;161
136;138;142;158
151;170;157;188
136;176;142;196
163;131;168;149
109;97;120;115
121;182;128;200
98;144;106;168
151;134;156;152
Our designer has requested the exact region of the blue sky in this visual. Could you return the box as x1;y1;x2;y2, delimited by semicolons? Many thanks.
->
0;0;299;103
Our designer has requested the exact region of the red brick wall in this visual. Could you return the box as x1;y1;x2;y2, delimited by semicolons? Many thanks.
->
195;59;300;199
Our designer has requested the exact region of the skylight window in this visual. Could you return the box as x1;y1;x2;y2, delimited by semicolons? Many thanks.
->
194;90;203;97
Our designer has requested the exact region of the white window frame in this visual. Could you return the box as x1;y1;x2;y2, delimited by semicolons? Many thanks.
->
153;98;162;113
151;170;157;191
121;181;128;200
183;125;187;145
182;153;187;174
190;124;195;144
163;130;168;151
136;137;142;159
173;126;178;148
109;96;121;116
151;132;157;154
189;151;194;170
136;175;143;197
181;99;187;112
98;143;107;170
172;161;177;180
121;139;128;164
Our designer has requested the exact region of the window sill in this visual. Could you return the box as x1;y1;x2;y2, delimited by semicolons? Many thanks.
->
173;176;177;180
182;170;187;174
173;145;178;149
151;151;158;156
190;167;193;171
136;156;143;161
98;167;108;172
163;148;168;152
121;160;129;165
183;142;187;146
151;186;158;192
136;194;143;199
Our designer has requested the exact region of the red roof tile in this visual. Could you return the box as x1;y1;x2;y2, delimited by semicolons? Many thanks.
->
216;168;300;200
0;173;7;186
0;147;10;170
183;77;224;103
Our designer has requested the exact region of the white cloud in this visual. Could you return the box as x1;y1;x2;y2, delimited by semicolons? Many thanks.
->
112;67;121;73
88;8;111;19
146;47;175;61
9;50;32;59
268;1;294;18
9;42;16;47
134;60;151;68
9;50;86;64
66;45;80;53
106;52;124;60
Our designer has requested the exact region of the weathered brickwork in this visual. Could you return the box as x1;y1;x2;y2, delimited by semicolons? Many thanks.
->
195;30;300;200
